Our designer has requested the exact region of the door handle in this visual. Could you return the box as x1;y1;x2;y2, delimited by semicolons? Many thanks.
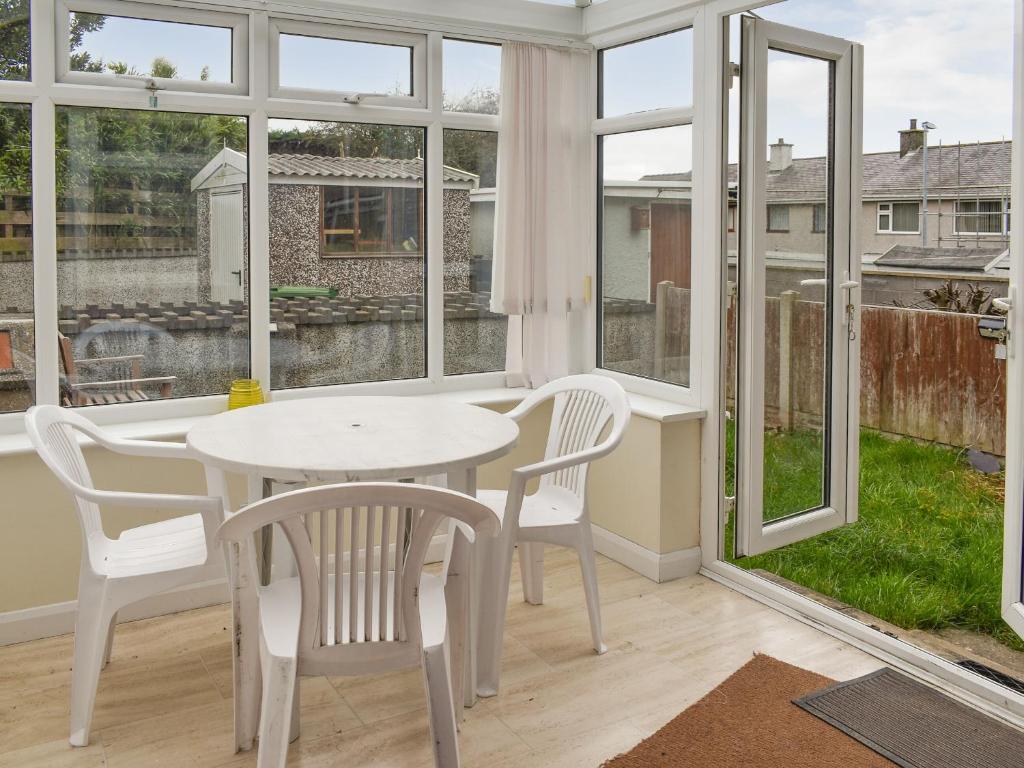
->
231;270;242;286
840;280;860;290
993;296;1013;312
800;278;827;287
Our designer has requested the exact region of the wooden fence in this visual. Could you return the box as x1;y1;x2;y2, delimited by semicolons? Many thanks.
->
706;285;1007;454
0;189;195;253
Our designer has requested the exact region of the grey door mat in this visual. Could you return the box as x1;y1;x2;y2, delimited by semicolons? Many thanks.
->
794;668;1024;768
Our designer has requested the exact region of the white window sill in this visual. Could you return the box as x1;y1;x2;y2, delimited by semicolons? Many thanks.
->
0;387;706;458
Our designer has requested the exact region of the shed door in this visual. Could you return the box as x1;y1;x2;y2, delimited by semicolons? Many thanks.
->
210;189;245;304
734;17;863;557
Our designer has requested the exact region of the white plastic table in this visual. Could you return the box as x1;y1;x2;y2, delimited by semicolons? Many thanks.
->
187;396;519;752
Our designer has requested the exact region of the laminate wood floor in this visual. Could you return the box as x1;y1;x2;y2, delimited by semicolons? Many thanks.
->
0;549;884;767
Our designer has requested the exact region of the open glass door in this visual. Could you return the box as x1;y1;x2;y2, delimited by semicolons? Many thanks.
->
735;18;863;556
1002;0;1024;641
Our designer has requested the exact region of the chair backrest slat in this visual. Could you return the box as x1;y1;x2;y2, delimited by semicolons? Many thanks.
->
393;505;407;641
319;508;329;647
363;506;375;641
543;386;616;499
348;507;358;643
378;505;391;640
333;507;344;645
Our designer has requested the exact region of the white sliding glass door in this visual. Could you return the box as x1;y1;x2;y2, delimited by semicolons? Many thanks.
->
735;18;863;556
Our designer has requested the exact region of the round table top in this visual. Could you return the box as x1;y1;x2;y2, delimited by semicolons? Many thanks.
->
186;396;520;482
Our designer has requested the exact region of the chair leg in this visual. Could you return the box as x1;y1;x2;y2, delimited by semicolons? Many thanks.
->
102;612;117;668
518;543;544;605
69;587;113;747
422;643;461;768
475;531;515;698
576;525;607;655
256;655;298;768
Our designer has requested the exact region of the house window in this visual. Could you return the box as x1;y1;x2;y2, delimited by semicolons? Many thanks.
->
767;204;789;232
812;203;826;233
321;187;423;256
56;106;249;407
956;200;1006;235
600;28;694;118
271;20;426;108
59;2;248;95
877;201;919;233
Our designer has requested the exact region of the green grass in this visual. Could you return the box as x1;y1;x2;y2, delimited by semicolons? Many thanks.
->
726;426;1022;652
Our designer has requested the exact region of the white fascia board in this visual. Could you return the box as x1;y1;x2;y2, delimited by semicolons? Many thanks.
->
278;0;585;41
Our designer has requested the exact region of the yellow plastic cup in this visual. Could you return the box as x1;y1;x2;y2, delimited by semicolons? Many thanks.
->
228;379;265;410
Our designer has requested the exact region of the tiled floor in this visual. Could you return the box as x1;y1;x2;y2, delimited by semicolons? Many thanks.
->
0;549;884;767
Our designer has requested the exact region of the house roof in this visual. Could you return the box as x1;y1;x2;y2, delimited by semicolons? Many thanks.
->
267;154;478;185
873;244;1007;272
641;140;1011;203
191;147;478;190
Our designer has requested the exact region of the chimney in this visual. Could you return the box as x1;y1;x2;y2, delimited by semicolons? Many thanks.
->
769;138;793;172
899;118;925;158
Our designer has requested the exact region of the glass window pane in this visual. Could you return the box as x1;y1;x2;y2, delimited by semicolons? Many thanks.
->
0;0;29;81
69;13;233;83
600;29;693;118
444;39;500;115
443;129;507;375
761;48;832;522
56;107;249;407
600;125;692;387
0;104;32;413
268;119;426;389
279;33;413;96
892;202;919;233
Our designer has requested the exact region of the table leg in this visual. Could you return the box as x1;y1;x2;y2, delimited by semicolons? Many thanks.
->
207;467;261;753
445;467;478;710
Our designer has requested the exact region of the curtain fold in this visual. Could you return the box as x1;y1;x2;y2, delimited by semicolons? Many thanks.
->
492;41;592;387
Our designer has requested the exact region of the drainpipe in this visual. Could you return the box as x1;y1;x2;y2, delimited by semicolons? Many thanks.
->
921;121;937;246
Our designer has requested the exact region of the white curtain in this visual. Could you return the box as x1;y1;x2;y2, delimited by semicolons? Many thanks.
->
491;41;592;387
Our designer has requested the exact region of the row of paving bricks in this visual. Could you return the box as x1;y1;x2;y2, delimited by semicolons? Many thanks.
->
56;292;504;334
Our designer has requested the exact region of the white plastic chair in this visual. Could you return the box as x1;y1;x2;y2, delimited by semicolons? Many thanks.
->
25;405;224;747
475;375;630;696
216;482;498;768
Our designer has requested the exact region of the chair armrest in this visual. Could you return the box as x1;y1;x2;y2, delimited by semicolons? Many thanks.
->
74;354;146;366
66;418;195;461
511;443;613;482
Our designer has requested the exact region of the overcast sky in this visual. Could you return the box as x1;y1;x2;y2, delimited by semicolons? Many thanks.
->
76;1;1014;175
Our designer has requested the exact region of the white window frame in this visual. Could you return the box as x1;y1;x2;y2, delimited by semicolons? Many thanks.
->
0;1;538;437
56;0;250;96
876;200;919;234
954;198;1009;236
590;12;700;406
269;19;427;109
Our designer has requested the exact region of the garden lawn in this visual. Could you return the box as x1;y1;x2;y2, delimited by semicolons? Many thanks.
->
727;428;1021;652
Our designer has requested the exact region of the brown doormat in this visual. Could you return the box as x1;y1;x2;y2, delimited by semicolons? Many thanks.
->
601;654;896;767
795;667;1024;768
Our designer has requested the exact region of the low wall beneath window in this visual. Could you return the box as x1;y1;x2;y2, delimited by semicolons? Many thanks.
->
0;293;508;410
0;250;201;314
